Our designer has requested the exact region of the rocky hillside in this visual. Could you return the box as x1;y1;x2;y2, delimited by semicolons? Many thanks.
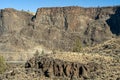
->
0;6;120;52
0;46;119;80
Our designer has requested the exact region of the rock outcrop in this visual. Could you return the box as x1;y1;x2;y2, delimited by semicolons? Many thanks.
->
25;56;89;79
0;8;34;52
0;6;120;52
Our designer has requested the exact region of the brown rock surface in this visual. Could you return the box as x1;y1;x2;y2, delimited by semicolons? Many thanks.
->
0;6;120;56
25;56;89;79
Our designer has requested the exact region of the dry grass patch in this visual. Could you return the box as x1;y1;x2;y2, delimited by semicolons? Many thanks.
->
82;38;120;53
48;52;113;64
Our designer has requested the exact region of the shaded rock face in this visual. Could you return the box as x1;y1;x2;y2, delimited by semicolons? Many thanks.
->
106;7;120;35
0;6;120;51
25;56;89;79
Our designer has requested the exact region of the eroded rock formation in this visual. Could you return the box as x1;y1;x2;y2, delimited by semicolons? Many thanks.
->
25;56;89;79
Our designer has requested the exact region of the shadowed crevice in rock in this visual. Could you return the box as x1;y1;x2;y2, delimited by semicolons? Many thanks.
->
64;17;68;31
0;10;7;35
106;7;120;35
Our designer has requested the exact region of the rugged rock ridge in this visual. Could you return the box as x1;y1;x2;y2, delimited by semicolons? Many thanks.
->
25;56;89;79
0;6;120;52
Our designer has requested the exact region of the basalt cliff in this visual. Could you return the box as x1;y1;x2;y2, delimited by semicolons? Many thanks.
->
0;6;120;52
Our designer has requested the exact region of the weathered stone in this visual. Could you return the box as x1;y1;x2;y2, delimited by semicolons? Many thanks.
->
116;78;120;80
25;56;89;79
0;6;120;53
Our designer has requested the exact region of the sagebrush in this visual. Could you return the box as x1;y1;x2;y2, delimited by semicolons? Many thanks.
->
0;55;6;74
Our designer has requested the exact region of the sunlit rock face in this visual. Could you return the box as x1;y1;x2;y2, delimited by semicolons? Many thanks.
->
0;6;120;52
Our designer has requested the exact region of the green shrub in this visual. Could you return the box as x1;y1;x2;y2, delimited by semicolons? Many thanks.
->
52;49;56;54
73;39;82;52
34;50;45;57
34;50;40;57
0;55;6;74
41;50;44;55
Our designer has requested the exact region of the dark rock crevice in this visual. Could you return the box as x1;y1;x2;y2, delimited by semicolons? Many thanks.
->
63;8;68;31
64;17;68;31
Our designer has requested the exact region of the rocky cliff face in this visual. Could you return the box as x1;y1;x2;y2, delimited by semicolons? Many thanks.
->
0;8;34;52
0;6;120;52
